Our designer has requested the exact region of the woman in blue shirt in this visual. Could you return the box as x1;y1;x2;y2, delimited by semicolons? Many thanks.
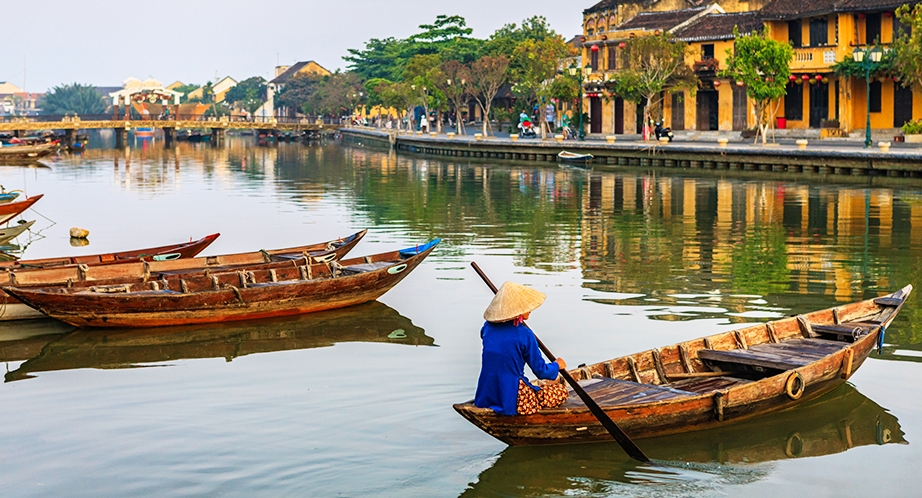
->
474;282;568;416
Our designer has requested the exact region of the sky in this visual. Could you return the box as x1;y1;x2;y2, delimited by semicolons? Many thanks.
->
1;0;584;93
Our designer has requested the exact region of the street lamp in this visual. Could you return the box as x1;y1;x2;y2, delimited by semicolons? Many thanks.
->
569;62;592;140
852;45;884;148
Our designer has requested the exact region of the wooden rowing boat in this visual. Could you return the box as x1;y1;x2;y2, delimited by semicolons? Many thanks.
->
454;285;912;445
0;143;57;161
0;220;34;245
0;231;219;269
557;151;593;165
0;194;42;225
0;230;366;321
3;238;440;328
0;191;21;204
2;301;433;382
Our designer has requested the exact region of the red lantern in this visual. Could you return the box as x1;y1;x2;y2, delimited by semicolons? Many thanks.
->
801;74;809;81
629;32;636;38
591;45;599;52
767;77;774;82
580;36;586;43
894;76;900;82
789;75;797;82
815;74;823;82
858;13;865;19
713;80;721;87
654;30;661;35
736;80;744;87
618;42;626;48
601;34;607;40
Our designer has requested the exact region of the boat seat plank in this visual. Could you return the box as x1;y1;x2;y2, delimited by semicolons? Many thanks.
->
341;261;394;273
698;347;812;371
810;322;878;341
561;378;693;408
874;297;903;307
669;376;751;394
751;338;847;357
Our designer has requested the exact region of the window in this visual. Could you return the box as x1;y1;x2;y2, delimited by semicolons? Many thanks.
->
590;49;599;71
809;18;828;46
785;82;803;120
607;46;617;70
788;20;803;47
702;44;715;59
869;81;882;112
865;13;881;44
587;29;594;36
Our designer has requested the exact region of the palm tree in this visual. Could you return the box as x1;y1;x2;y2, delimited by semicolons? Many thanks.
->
39;83;108;115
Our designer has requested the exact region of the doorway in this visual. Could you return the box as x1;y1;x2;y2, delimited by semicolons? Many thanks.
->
696;91;718;130
809;82;829;128
614;97;624;134
894;83;914;128
671;92;685;131
732;85;748;131
590;96;602;134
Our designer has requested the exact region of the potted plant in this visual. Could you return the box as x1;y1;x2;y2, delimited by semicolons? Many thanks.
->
902;119;922;143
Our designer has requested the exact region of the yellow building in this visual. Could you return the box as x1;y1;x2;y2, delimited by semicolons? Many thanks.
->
761;0;922;132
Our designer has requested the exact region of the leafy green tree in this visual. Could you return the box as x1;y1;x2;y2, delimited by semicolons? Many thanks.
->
375;81;413;130
510;36;574;138
39;83;108;115
893;4;922;92
276;74;322;111
433;60;471;134
403;54;443;131
189;81;214;104
172;83;200;103
482;16;557;57
223;76;267;113
608;34;696;140
721;28;794;144
466;55;510;136
301;71;365;117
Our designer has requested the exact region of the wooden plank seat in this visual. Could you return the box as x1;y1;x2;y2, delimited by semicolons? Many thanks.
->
698;338;848;372
560;378;694;408
669;376;751;394
811;322;879;341
874;297;903;307
341;261;395;274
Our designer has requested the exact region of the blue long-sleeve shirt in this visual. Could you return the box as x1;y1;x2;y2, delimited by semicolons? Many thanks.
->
474;320;561;416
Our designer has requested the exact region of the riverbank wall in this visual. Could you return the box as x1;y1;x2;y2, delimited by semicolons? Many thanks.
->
342;128;922;179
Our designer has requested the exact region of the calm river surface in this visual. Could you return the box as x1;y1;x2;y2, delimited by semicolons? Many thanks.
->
1;135;921;497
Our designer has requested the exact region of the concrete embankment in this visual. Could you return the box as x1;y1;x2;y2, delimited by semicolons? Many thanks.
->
342;128;922;180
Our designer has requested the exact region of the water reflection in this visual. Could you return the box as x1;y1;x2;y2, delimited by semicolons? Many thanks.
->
461;384;903;496
3;302;432;382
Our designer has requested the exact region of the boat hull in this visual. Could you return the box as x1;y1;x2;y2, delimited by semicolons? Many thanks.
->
454;285;910;445
4;241;436;328
0;195;43;225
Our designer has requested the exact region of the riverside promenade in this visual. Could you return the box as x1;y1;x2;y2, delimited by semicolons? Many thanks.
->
342;127;922;180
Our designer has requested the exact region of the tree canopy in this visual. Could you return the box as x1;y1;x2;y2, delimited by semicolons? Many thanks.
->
893;4;922;91
223;77;267;113
721;27;793;143
39;83;108;115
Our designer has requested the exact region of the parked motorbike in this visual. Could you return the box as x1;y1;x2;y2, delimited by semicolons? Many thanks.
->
518;120;538;139
654;121;674;142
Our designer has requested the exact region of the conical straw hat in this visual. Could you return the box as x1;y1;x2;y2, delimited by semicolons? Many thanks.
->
483;282;546;323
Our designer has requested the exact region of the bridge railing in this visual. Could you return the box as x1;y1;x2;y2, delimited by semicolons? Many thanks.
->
0;114;344;126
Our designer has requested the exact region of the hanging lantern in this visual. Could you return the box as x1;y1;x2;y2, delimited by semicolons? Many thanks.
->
591;45;599;52
713;80;721;88
893;76;900;82
601;34;607;40
736;80;744;87
801;74;810;81
789;75;797;82
629;32;636;38
618;41;626;48
767;76;774;82
815;74;823;82
654;30;661;35
580;36;586;43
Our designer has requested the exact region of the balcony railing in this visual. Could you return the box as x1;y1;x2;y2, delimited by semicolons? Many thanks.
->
791;47;841;71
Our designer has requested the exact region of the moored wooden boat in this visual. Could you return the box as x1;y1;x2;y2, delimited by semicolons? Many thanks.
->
0;143;57;161
0;220;34;245
0;194;43;225
0;230;366;321
557;151;593;165
0;191;21;204
3;238;439;328
454;285;912;445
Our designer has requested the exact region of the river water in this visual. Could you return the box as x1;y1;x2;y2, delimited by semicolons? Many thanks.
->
1;136;920;497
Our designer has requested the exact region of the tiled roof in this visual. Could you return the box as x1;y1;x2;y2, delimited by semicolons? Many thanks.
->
615;6;707;31
673;12;763;42
585;0;662;15
762;0;921;20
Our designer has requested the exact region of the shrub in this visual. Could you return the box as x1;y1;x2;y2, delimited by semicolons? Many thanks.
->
902;119;922;135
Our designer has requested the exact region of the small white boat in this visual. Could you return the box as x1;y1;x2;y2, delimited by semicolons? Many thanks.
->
557;150;594;166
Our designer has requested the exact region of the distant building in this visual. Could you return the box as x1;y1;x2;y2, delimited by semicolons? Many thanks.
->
0;82;42;115
187;76;238;103
259;61;332;118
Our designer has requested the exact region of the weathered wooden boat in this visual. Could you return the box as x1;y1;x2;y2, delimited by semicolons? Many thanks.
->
0;231;219;270
557;151;593;165
0;194;43;225
454;285;912;445
3;238;439;328
2;301;433;382
0;191;21;204
0;230;366;321
0;220;34;245
0;143;57;161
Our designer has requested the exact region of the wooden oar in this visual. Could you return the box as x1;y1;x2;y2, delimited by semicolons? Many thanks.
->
471;262;651;463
